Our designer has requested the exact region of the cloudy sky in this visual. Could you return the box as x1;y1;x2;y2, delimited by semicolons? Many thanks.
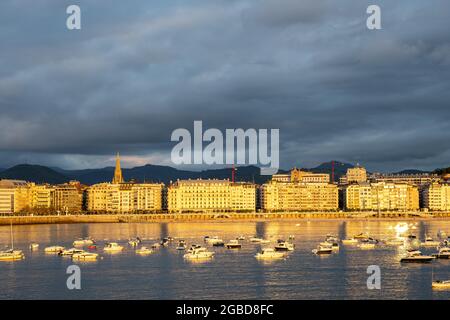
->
0;0;449;172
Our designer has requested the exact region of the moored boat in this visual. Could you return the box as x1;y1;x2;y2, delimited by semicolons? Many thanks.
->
103;242;123;252
136;246;153;255
59;248;84;256
29;243;39;250
184;246;214;260
72;252;99;261
432;280;450;289
255;248;285;260
312;243;333;255
0;249;24;261
73;238;94;247
45;245;65;253
226;240;242;249
432;247;450;259
421;235;440;247
274;240;294;252
342;238;358;245
400;250;434;263
176;240;186;250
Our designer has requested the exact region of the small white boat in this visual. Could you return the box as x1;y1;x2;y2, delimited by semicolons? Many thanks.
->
353;232;370;240
384;239;404;246
45;245;65;253
152;243;161;249
73;238;94;247
358;242;376;249
0;249;24;261
236;235;246;241
128;238;141;247
205;236;224;246
432;247;450;259
421;236;440;247
72;252;99;261
250;237;270;244
400;250;434;263
274;240;294;252
312;244;333;255
432;280;450;289
103;242;123;252
255;248;285;260
226;240;242;249
136;246;153;255
342;238;358;245
59;248;84;256
29;243;39;250
184;246;214;260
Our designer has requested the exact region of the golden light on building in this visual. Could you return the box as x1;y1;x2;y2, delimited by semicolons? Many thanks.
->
168;179;256;213
423;183;450;211
344;182;419;211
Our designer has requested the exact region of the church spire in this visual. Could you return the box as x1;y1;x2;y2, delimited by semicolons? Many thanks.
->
112;152;124;184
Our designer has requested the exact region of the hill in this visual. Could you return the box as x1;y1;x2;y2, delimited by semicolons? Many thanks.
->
0;164;70;184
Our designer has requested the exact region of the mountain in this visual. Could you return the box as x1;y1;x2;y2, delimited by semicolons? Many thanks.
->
434;167;450;175
394;169;430;175
0;164;70;184
308;161;354;182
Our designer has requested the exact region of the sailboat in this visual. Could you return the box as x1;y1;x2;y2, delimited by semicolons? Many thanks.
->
0;221;25;261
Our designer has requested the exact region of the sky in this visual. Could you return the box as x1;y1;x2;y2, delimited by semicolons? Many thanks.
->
0;0;449;172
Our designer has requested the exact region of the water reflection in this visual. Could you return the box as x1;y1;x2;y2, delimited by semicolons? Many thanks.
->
0;220;450;299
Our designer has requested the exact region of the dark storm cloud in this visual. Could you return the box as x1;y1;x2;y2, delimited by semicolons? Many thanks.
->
0;0;449;171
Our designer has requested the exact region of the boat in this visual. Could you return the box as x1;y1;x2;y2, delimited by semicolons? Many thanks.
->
160;238;169;247
45;245;65;253
87;244;97;250
358;242;376;249
0;249;25;261
72;252;99;261
236;235;246;241
226;240;242;249
432;280;450;289
136;246;153;255
73;238;94;246
312;244;333;255
29;243;39;250
407;234;417;240
288;235;295;240
152;243;161;249
400;250;434;263
128;237;142;247
274;240;294;252
432;247;450;259
59;248;84;256
0;222;25;261
325;234;338;242
421;235;440;247
184;246;214;260
255;248;285;260
176;240;186;250
342;238;358;245
205;236;224;246
249;237;270;244
103;242;124;252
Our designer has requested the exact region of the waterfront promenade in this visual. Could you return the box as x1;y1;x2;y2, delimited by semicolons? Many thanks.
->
1;211;450;225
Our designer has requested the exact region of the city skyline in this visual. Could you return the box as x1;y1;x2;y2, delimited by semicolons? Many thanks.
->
1;1;450;172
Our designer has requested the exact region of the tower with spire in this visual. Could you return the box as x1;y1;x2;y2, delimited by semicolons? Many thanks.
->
112;152;124;184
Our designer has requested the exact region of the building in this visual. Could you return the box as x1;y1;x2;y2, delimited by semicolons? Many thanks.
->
86;154;164;213
260;180;338;212
369;173;441;186
0;180;28;214
168;179;256;213
272;168;330;184
53;181;84;213
344;182;419;211
423;183;450;211
340;166;367;184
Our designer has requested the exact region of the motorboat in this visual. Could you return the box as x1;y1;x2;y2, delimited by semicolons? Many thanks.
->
274;240;294;252
358;242;376;249
103;242;124;252
407;234;417;240
184;246;214;260
432;280;450;289
325;234;338;242
400;250;434;263
128;237;142;247
205;236;224;246
73;238;94;247
383;238;404;246
29;243;39;250
45;245;65;253
342;238;358;245
312;243;333;255
236;235;246;241
226;240;242;249
288;235;295;240
136;246;153;255
255;248;285;260
152;243;161;249
59;248;84;256
72;252;99;261
0;249;24;261
432;247;450;259
353;232;370;240
160;238;169;247
176;240;186;250
421;235;440;247
249;237;270;244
